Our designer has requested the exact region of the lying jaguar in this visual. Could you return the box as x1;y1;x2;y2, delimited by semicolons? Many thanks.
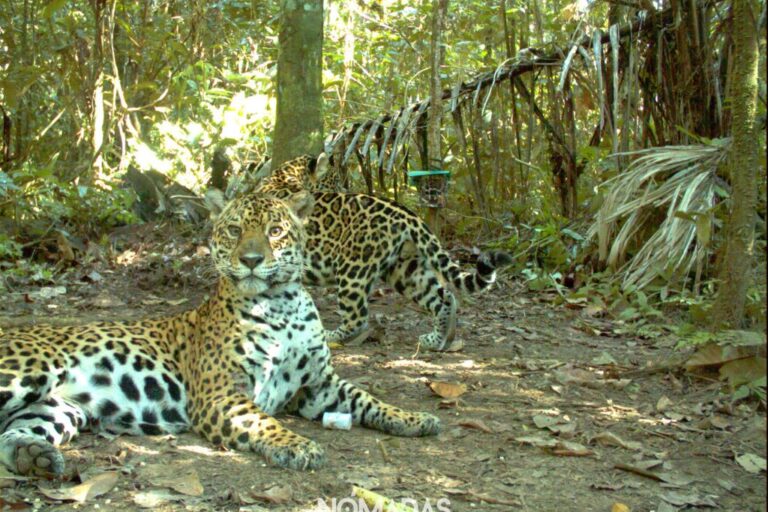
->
249;154;512;351
0;187;439;476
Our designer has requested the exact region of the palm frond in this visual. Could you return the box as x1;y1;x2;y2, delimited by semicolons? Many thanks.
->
588;140;730;291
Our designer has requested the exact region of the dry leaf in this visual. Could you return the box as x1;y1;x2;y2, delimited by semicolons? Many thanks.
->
661;491;718;507
250;485;293;504
327;342;344;349
611;503;630;512
735;453;767;474
515;436;593;456
515;435;558;448
38;472;119;503
634;459;664;471
656;396;673;413
592;351;617;365
133;489;186;508
532;415;574;435
684;343;755;369
719;357;767;387
656;502;678;512
139;465;203;496
457;419;493;433
533;415;560;429
552;440;593;457
428;381;467;399
591;432;642;451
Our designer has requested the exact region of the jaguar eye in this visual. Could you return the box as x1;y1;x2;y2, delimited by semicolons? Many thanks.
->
226;225;242;237
268;226;284;238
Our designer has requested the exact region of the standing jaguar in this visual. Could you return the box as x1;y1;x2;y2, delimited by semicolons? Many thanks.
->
248;154;512;351
0;187;439;476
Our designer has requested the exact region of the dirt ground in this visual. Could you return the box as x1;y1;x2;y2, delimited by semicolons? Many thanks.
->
0;223;765;511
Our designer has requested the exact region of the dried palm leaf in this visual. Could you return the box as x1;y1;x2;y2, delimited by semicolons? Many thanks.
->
342;121;370;166
588;140;730;291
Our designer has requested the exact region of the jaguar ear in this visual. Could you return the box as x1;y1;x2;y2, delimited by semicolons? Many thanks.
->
204;188;229;220
285;190;315;221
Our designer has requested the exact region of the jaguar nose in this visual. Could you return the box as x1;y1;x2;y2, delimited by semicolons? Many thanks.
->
239;253;264;269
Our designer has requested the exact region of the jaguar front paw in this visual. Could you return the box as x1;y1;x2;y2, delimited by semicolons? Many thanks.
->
407;412;441;437
264;437;326;470
13;437;65;476
383;411;441;437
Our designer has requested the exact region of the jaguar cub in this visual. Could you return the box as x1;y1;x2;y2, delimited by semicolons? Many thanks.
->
252;155;512;350
0;188;439;476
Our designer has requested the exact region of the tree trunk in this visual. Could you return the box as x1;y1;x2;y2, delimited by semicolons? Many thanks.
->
272;0;324;167
425;0;449;236
88;0;108;184
712;0;760;328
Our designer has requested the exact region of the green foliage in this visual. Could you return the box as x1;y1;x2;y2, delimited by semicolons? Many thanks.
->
2;164;137;233
733;376;766;403
0;234;22;260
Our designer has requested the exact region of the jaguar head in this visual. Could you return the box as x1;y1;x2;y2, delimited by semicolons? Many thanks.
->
205;189;314;295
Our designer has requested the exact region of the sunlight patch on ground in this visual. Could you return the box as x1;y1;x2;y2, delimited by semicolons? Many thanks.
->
117;441;161;455
176;443;248;460
382;358;445;370
596;402;641;420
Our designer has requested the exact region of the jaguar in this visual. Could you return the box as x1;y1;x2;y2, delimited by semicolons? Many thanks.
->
0;187;440;476
250;154;512;351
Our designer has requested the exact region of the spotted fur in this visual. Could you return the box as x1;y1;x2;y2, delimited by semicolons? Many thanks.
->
0;189;439;476
253;155;512;350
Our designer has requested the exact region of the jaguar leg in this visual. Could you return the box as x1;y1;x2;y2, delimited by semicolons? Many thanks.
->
191;393;325;471
386;255;458;350
0;396;87;476
326;279;372;345
294;370;440;437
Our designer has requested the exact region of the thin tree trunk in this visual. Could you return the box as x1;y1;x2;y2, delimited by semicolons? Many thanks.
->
425;0;449;236
89;0;108;183
273;0;324;166
712;0;760;327
338;0;355;124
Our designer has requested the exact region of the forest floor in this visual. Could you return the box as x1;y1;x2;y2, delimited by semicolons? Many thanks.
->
0;222;765;512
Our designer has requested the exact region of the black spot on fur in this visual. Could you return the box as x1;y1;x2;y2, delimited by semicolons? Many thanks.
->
119;412;135;426
142;409;158;424
120;375;140;401
0;391;12;409
97;356;114;372
99;400;119;417
91;374;111;386
162;374;182;401
144;376;165;401
73;392;91;404
23;392;41;404
141;423;163;435
161;408;185;424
